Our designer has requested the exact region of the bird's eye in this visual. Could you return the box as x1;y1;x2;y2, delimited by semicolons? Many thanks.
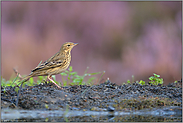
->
67;44;70;47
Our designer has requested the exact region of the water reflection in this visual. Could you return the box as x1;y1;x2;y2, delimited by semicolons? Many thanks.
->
1;106;182;122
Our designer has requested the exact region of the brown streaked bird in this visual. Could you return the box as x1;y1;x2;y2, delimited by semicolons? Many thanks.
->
20;42;78;88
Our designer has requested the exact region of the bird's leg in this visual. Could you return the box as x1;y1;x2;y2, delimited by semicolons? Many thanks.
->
47;75;62;89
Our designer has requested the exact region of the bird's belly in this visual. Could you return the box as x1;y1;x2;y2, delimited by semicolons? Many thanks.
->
47;67;66;75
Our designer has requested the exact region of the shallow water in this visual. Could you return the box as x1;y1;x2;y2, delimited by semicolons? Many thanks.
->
1;106;182;122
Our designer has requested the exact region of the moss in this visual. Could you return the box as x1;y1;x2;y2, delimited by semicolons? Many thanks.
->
113;97;181;111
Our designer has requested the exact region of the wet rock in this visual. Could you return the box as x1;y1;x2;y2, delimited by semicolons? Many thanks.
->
107;106;115;112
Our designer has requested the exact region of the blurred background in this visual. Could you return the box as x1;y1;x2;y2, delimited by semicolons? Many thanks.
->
2;1;182;85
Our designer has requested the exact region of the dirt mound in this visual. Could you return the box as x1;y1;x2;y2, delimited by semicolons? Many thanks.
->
1;80;182;111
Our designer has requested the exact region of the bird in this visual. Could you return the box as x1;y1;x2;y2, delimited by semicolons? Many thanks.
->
15;42;78;106
19;42;78;88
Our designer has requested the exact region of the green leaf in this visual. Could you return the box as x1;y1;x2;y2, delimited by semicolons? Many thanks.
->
64;70;69;74
73;75;80;78
37;80;42;84
15;87;19;93
79;80;84;85
59;66;104;86
87;77;95;84
60;72;67;76
160;78;163;84
7;83;11;86
87;72;101;76
45;118;49;122
63;81;67;86
153;73;160;78
29;77;34;85
149;76;154;81
70;72;77;75
22;82;26;88
3;88;6;93
139;80;145;85
37;76;46;84
1;78;6;87
52;75;56;81
84;67;89;74
127;80;130;84
11;84;16;87
11;73;19;86
98;71;105;83
68;66;73;72
148;73;163;85
45;104;49;109
38;76;43;81
73;78;81;83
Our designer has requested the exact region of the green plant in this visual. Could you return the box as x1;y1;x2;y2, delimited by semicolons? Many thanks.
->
37;76;47;84
64;104;69;122
126;73;163;86
1;78;7;87
132;75;134;83
138;80;146;85
1;66;104;88
45;104;49;109
127;79;131;84
126;75;135;84
60;66;104;86
1;74;20;88
149;73;163;85
45;118;49;122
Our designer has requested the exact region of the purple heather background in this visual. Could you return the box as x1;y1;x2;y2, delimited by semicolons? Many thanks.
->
1;1;182;85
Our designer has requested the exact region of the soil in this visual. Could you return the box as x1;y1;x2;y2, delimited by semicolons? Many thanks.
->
1;79;182;112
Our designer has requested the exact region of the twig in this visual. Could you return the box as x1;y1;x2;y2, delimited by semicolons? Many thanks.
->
16;82;23;106
13;68;24;107
13;68;23;79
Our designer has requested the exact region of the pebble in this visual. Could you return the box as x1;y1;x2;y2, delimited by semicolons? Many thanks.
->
107;106;115;112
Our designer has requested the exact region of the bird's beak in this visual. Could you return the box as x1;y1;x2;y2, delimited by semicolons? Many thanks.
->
74;43;78;46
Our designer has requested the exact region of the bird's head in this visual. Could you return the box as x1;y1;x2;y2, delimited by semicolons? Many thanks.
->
61;42;78;52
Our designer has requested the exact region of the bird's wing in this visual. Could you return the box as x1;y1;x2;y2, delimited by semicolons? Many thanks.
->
31;52;65;72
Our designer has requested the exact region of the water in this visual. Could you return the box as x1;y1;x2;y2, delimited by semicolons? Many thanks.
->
1;106;182;122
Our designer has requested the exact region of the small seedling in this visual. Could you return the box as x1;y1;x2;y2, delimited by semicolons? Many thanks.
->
64;104;69;122
29;77;34;86
132;75;134;83
126;73;164;86
127;80;131;84
45;104;49;109
37;76;47;84
149;73;163;85
60;66;104;86
45;118;49;122
138;80;146;85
